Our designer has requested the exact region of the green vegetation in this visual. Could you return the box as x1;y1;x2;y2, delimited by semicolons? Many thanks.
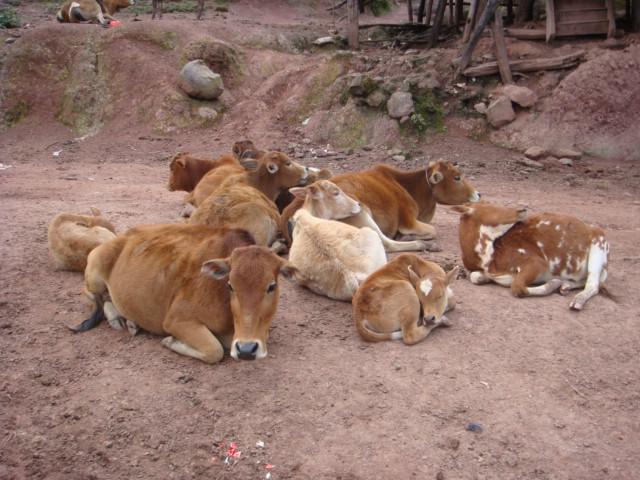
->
0;6;21;28
4;100;29;126
130;0;203;15
408;87;444;134
370;0;392;16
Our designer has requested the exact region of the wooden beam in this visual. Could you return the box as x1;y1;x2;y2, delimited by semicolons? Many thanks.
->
408;0;414;22
505;27;546;39
546;0;556;41
455;0;501;76
462;0;479;42
491;11;513;84
347;0;359;49
429;0;449;46
462;50;585;76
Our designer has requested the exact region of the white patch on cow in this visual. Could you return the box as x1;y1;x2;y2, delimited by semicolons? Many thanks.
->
69;1;80;16
536;241;544;249
475;224;515;270
390;331;403;340
549;257;561;273
490;274;514;287
469;191;481;203
517;248;526;254
446;286;453;298
419;279;433;296
555;225;561;231
538;220;551;227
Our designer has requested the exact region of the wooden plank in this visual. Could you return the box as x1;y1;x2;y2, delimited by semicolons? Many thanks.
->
556;9;607;22
505;27;547;39
455;0;501;74
556;20;609;35
491;12;513;84
462;50;585;76
462;0;478;41
546;0;557;41
347;0;359;49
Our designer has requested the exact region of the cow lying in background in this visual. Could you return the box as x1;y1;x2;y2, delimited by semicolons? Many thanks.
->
190;152;309;247
281;160;480;251
453;203;611;310
48;208;116;271
353;254;458;344
56;0;134;25
72;224;296;363
287;181;387;301
168;152;239;194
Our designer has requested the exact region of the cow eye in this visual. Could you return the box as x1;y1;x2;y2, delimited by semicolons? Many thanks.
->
285;161;292;167
227;282;234;292
454;176;461;181
266;282;277;293
332;191;340;196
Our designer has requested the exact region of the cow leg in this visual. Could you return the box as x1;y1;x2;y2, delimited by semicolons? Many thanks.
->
348;210;436;252
104;301;125;330
570;242;608;310
559;279;586;295
402;313;450;345
398;220;437;240
469;271;491;284
161;321;224;364
511;259;557;297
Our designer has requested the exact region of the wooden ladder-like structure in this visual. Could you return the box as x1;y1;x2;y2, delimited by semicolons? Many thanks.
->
546;0;616;41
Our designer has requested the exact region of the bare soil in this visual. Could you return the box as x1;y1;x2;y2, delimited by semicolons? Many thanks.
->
1;2;640;480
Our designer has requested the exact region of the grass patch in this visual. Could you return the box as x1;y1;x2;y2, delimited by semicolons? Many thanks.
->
4;100;29;126
370;0;392;16
407;87;444;134
294;58;346;122
130;0;205;15
0;6;21;28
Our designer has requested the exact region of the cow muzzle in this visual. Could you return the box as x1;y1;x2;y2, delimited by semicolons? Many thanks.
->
234;341;260;361
469;191;481;203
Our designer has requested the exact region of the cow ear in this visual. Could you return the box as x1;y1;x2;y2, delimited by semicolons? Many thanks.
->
89;207;102;217
317;168;332;180
307;184;322;199
450;205;471;215
516;208;528;221
446;266;460;285
407;265;421;288
289;187;307;199
201;259;230;279
239;158;258;171
267;162;279;174
279;261;299;281
429;171;444;184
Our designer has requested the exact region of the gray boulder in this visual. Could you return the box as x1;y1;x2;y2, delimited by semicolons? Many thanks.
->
486;96;515;128
502;85;537;108
387;91;414;119
179;60;224;100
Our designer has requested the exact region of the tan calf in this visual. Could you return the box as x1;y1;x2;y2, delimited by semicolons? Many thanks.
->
454;203;611;310
73;225;296;363
353;254;458;344
189;152;309;247
288;181;387;301
47;208;116;271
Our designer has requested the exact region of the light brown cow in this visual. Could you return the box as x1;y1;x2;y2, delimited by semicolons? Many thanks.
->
47;208;117;271
72;224;297;363
56;0;134;25
353;254;458;344
168;152;239;193
281;160;479;250
453;202;611;310
287;181;387;301
189;152;309;247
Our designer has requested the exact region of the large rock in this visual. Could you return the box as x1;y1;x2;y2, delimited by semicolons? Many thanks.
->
502;85;538;107
486;96;515;128
551;147;582;160
387;91;414;119
178;60;224;100
365;89;388;108
524;146;546;159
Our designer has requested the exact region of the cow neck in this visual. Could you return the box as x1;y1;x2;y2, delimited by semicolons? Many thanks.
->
384;166;433;214
242;170;280;201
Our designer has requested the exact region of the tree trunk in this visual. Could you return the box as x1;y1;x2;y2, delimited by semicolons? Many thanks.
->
455;0;500;75
348;0;360;49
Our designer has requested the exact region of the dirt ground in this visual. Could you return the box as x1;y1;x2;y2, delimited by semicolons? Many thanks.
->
2;2;640;480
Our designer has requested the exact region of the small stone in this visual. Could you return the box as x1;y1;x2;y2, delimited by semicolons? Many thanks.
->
399;115;411;125
465;422;483;433
196;107;218;121
448;438;460;450
392;155;406;162
387;91;415;119
524;146;546;159
365;89;387;108
502;85;537;107
551;148;582;160
313;36;336;46
5;37;17;44
485;96;515;128
517;157;544;169
474;102;487;114
558;158;573;167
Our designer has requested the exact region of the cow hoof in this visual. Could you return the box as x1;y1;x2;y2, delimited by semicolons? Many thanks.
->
126;320;139;336
469;271;487;285
161;336;175;347
569;299;584;311
270;240;288;255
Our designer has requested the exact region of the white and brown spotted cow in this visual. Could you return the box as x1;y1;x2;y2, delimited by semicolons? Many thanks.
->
453;202;611;310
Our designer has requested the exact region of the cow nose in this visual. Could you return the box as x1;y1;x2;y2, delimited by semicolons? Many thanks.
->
424;314;436;325
236;341;259;360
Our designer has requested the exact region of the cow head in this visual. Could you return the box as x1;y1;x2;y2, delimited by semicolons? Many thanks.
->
427;161;481;205
290;180;361;220
168;152;191;191
407;265;458;325
88;207;117;233
240;151;310;201
201;246;297;361
232;140;261;160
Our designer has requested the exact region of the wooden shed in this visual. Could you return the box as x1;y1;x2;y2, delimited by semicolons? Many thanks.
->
545;0;616;40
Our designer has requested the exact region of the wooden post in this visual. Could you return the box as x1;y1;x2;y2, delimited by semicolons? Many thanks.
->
449;0;455;26
634;0;640;31
347;0;359;49
605;0;616;37
462;0;478;42
506;0;514;24
545;0;556;41
408;0;414;22
425;0;434;25
491;11;513;84
417;0;427;23
429;0;448;47
456;0;464;27
455;0;500;76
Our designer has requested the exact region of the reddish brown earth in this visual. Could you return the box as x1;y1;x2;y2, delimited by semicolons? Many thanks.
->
1;2;640;480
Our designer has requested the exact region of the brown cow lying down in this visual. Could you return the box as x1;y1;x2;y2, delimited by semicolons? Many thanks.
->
453;203;611;310
189;152;309;247
48;208;116;271
56;0;134;25
353;254;458;344
281;160;480;250
287;181;387;301
72;224;296;363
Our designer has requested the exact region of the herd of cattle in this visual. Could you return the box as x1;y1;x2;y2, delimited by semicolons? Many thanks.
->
47;141;612;363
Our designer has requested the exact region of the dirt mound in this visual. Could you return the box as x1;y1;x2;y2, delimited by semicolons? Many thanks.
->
493;45;640;160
